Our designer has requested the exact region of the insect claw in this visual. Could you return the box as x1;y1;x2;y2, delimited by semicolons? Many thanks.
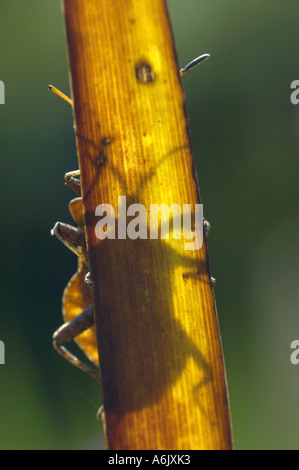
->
84;272;95;288
203;218;211;237
97;406;105;422
65;170;81;195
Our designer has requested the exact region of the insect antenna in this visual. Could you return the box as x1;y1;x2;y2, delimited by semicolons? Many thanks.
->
179;53;210;77
48;85;73;106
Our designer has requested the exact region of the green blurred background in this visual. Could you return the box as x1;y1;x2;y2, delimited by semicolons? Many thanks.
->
0;0;298;450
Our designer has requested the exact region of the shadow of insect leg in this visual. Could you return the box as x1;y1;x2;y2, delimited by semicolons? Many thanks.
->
53;304;100;382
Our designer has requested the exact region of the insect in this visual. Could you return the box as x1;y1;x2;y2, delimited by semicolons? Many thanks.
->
51;179;100;381
50;53;210;382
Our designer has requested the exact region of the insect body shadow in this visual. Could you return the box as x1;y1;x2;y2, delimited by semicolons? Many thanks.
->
66;134;214;416
86;204;213;415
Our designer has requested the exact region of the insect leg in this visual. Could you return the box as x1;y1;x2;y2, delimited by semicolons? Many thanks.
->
53;304;100;382
48;85;73;106
51;222;88;264
203;218;211;237
65;170;81;195
84;271;95;288
97;406;105;422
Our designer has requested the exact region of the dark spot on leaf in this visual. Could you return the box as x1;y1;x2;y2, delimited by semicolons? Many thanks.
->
101;137;113;146
135;62;155;83
97;154;107;166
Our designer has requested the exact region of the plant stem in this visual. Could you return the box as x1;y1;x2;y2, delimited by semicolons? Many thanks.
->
63;0;233;450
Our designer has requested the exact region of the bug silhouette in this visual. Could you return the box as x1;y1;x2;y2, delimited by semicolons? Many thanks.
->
51;191;100;381
50;54;213;412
